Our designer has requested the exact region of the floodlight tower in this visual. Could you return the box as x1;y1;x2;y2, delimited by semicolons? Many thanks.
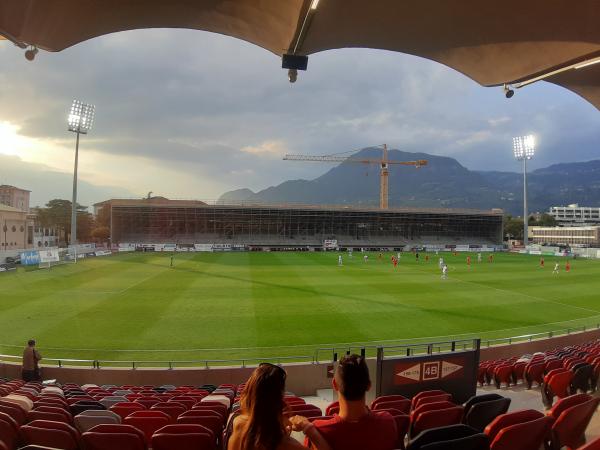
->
513;135;535;245
67;100;95;254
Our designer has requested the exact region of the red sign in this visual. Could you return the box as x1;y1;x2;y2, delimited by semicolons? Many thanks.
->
326;365;335;379
423;362;440;380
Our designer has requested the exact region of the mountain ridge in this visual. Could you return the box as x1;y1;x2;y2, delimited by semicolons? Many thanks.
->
219;148;600;215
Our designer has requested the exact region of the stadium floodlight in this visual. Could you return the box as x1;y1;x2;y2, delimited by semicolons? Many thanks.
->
513;135;536;245
67;99;96;260
68;100;95;134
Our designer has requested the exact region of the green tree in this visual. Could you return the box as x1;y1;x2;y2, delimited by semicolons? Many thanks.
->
91;226;110;242
538;213;557;227
35;199;89;244
504;217;524;240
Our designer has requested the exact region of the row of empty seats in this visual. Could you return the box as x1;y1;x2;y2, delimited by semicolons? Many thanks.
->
479;340;600;406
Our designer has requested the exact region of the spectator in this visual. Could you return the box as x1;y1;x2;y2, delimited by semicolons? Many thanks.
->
22;339;42;382
228;363;330;450
294;354;397;450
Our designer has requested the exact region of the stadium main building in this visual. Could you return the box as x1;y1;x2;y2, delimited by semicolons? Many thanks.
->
94;198;504;248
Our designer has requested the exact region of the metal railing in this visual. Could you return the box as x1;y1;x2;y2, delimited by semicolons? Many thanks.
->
0;323;597;370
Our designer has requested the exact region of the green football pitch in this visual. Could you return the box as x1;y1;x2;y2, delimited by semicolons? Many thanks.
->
1;251;600;365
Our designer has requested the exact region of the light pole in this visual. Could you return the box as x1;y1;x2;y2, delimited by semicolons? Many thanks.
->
513;135;535;246
67;100;95;259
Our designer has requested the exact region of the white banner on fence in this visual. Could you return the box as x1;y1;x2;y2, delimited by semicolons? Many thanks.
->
95;250;112;257
194;244;213;252
39;248;59;263
323;239;338;249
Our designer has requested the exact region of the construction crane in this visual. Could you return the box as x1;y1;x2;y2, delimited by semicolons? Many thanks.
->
283;144;427;209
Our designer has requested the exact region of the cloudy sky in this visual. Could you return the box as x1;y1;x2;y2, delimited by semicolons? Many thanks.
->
0;29;599;208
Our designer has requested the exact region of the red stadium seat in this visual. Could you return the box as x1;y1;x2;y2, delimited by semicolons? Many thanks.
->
179;409;224;424
371;395;407;409
34;398;68;409
19;419;80;450
134;398;161;409
579;437;600;450
176;414;221;439
411;390;448;410
151;403;186;422
190;404;228;421
124;410;171;443
548;396;600;450
493;365;514;388
325;402;339;416
0;411;19;449
543;370;574;407
82;423;146;450
26;410;71;425
151;424;216;450
390;414;410;450
525;362;545;389
488;415;553;450
413;394;452;411
109;402;145;421
168;397;197;410
0;400;27;424
545;359;563;372
411;401;456;420
373;399;411;414
33;405;72;422
285;404;322;418
512;362;527;385
547;393;591;420
477;364;488;385
284;396;305;405
410;405;464;438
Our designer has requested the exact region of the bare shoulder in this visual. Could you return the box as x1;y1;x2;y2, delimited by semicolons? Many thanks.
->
232;414;248;431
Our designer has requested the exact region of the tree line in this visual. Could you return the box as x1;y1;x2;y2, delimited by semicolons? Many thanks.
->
33;199;110;245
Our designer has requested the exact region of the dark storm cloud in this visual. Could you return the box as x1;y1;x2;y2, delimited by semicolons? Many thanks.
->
0;28;599;203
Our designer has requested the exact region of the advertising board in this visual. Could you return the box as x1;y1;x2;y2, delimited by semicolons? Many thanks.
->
20;250;40;266
38;248;59;263
376;342;480;403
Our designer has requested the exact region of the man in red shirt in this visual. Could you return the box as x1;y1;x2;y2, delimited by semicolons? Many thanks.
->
293;354;397;450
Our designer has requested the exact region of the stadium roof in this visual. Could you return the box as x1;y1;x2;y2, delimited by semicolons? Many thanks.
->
1;0;600;110
98;198;503;217
0;184;31;192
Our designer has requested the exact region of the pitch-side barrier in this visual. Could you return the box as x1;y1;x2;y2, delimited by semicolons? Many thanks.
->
0;323;597;369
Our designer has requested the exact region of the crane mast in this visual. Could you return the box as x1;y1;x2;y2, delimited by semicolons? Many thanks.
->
283;144;427;210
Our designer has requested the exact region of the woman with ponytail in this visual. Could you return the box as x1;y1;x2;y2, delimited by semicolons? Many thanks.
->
228;363;331;450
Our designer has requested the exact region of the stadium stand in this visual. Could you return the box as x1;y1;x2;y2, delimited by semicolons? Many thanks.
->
0;339;599;450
